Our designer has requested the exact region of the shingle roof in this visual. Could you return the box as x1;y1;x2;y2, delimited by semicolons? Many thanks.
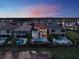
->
0;23;19;31
48;23;64;30
14;24;32;31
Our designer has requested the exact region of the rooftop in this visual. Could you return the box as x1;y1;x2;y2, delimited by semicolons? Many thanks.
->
14;24;32;31
0;23;19;31
34;23;47;29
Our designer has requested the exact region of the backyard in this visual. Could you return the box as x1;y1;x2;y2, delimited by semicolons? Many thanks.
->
30;47;79;59
66;31;79;44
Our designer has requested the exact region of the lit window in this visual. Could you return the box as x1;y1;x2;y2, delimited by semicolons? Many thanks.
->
40;29;42;31
42;29;44;31
45;29;47;31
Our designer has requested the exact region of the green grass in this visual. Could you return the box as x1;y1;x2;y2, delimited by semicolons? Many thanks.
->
66;31;79;43
50;47;79;59
29;47;79;59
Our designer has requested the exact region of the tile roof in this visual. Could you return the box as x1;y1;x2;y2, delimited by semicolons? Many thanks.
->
34;23;47;29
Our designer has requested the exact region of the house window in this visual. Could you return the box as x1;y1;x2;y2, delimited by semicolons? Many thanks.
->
52;30;55;32
6;30;10;33
6;35;10;37
1;35;9;37
61;30;65;32
17;35;26;38
61;34;65;36
18;31;27;34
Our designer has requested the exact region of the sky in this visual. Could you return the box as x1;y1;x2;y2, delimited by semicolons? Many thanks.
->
0;0;79;17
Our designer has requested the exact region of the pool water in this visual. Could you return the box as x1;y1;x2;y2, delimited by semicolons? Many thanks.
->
16;38;27;45
31;38;49;43
53;36;72;45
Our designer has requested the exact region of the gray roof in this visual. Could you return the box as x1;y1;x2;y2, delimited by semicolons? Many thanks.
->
14;24;32;31
0;23;19;31
48;23;64;30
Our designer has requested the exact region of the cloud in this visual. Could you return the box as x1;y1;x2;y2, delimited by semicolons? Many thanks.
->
31;4;60;17
0;4;61;17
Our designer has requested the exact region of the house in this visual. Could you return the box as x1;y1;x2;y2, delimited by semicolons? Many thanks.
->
62;22;78;30
14;23;32;38
48;23;65;36
14;23;32;45
31;23;49;45
34;23;48;38
0;20;13;24
0;23;18;45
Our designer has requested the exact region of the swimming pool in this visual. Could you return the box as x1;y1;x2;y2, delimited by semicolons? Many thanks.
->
53;36;72;45
16;38;27;45
31;37;49;43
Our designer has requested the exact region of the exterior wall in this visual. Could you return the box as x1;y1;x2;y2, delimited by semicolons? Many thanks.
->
48;29;65;35
32;30;39;39
0;30;12;35
14;31;27;38
39;29;47;38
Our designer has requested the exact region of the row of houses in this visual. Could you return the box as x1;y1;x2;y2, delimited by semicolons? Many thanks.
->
1;19;79;46
0;20;66;45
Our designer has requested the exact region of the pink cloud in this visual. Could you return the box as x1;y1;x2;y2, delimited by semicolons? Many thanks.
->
31;5;60;17
0;4;61;17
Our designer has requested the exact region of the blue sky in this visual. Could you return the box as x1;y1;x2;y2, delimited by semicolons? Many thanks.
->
0;0;79;17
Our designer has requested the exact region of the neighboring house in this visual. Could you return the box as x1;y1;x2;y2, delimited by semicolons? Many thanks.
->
63;22;77;30
0;23;18;45
48;23;65;36
14;23;32;45
0;20;13;23
14;23;32;38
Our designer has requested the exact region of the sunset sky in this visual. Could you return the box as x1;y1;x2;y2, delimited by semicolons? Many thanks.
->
0;0;79;17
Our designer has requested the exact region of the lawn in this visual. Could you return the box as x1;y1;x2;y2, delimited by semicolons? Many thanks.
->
29;47;79;59
66;31;79;43
50;47;79;59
